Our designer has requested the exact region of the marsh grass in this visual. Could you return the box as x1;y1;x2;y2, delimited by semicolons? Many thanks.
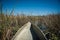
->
0;13;60;40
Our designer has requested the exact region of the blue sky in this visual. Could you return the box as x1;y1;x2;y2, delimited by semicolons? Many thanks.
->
1;0;60;15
